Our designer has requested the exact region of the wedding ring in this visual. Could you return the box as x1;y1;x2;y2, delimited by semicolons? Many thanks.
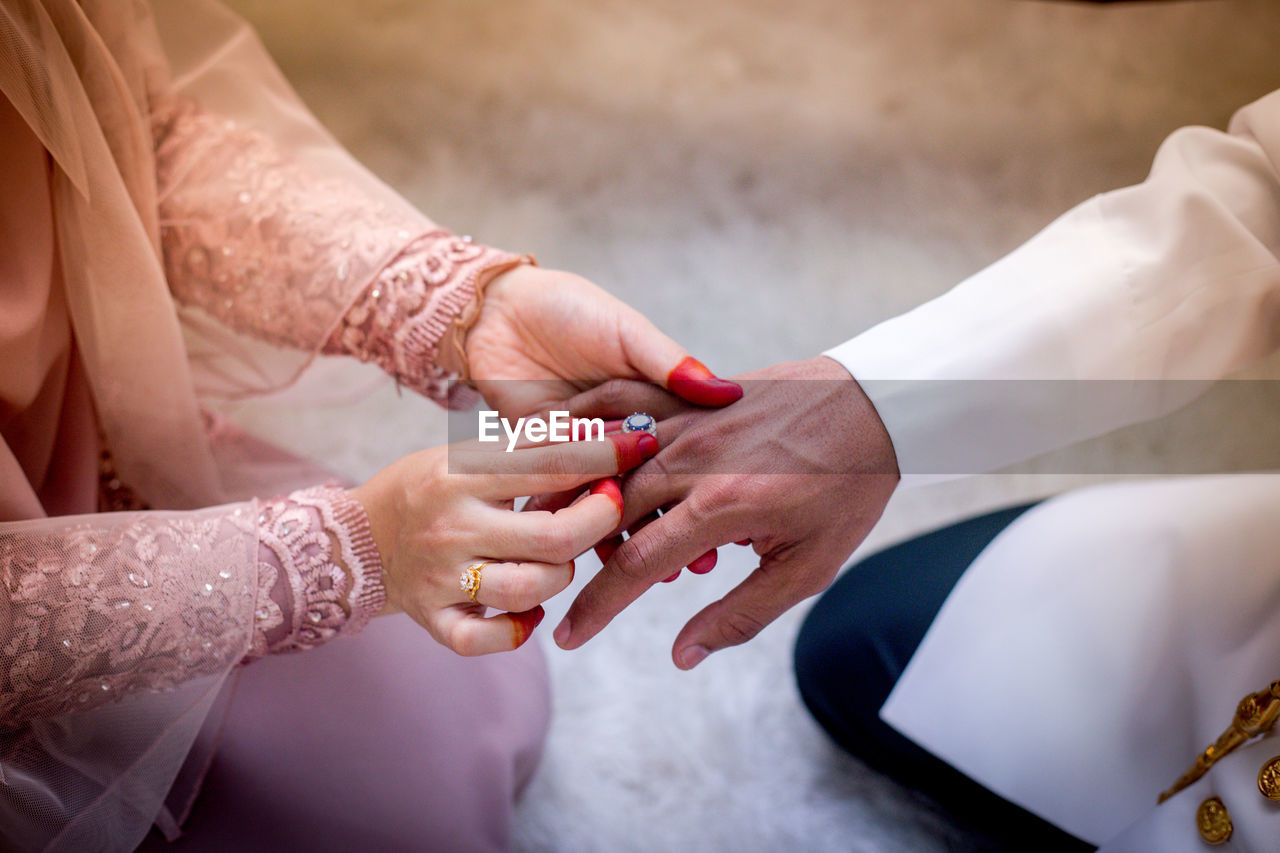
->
621;413;657;438
460;561;491;602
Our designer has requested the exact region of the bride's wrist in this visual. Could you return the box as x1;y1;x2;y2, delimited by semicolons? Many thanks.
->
347;482;401;616
438;258;536;378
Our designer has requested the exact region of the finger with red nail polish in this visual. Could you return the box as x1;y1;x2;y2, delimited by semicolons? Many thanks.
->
687;549;717;574
607;431;659;472
589;477;624;517
522;489;582;514
666;356;743;408
594;533;624;564
509;606;545;648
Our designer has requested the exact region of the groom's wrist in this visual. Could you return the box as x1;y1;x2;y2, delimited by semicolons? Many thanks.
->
814;356;900;481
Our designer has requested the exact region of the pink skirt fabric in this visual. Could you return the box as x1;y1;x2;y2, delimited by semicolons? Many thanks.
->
139;615;550;853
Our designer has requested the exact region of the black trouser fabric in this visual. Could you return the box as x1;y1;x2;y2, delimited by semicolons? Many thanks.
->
794;503;1094;851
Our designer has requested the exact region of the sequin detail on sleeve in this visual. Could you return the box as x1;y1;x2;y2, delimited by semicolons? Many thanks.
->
0;506;258;725
153;96;428;354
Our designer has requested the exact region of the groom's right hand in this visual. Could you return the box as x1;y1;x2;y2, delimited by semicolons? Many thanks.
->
551;356;900;668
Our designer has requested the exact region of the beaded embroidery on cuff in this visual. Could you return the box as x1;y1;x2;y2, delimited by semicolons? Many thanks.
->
323;230;521;402
248;486;385;660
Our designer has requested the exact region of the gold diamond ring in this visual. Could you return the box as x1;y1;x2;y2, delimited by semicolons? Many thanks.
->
460;561;492;602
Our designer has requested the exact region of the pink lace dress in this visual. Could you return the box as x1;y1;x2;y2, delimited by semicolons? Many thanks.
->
1;60;546;853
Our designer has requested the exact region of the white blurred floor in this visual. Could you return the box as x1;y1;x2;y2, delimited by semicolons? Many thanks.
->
221;1;1280;849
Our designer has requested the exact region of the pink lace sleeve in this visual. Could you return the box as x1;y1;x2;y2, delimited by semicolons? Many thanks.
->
0;488;383;725
153;96;523;404
320;231;523;401
153;96;424;354
246;486;385;660
0;505;258;726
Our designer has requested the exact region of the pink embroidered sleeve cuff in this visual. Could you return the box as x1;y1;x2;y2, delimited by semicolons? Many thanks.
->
248;485;386;660
324;230;522;404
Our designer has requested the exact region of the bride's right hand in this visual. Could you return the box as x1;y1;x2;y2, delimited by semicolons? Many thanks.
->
349;429;657;655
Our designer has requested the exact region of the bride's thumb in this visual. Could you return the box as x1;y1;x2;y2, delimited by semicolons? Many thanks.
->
622;318;742;407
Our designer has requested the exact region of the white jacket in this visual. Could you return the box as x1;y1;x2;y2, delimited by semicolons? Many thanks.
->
825;89;1280;850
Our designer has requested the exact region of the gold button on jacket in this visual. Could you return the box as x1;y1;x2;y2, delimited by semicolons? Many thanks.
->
1195;796;1233;845
1258;755;1280;801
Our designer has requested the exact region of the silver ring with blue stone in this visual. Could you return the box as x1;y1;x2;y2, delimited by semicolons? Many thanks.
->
620;412;657;438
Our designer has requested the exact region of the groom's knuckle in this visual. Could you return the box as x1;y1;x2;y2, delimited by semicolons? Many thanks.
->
628;456;669;498
717;610;767;646
691;477;737;515
596;379;633;410
680;425;728;460
676;427;713;459
613;539;657;581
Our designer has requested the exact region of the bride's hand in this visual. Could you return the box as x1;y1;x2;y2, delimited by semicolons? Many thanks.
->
441;265;742;418
349;429;658;655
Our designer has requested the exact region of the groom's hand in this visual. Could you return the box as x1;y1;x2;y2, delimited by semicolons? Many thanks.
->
553;356;899;668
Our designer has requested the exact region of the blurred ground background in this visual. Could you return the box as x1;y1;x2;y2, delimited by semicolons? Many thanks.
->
220;0;1280;849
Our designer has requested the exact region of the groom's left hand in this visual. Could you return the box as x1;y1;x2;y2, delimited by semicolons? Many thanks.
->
552;356;900;668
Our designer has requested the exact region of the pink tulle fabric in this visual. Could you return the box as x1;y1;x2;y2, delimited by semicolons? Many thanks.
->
0;506;258;728
0;1;533;849
2;83;517;726
153;94;424;358
154;93;517;404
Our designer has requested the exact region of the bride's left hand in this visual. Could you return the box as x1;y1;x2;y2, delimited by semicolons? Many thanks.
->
443;265;742;418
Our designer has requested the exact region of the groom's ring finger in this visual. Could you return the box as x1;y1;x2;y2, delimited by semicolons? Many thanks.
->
561;379;688;422
461;559;576;613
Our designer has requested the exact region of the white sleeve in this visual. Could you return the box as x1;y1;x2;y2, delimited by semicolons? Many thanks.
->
826;89;1280;482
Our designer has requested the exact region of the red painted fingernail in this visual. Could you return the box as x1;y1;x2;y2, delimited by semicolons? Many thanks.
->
687;549;717;574
667;356;743;407
511;606;546;648
594;534;623;564
662;570;681;583
607;432;657;471
589;477;624;516
734;539;752;547
568;558;576;580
